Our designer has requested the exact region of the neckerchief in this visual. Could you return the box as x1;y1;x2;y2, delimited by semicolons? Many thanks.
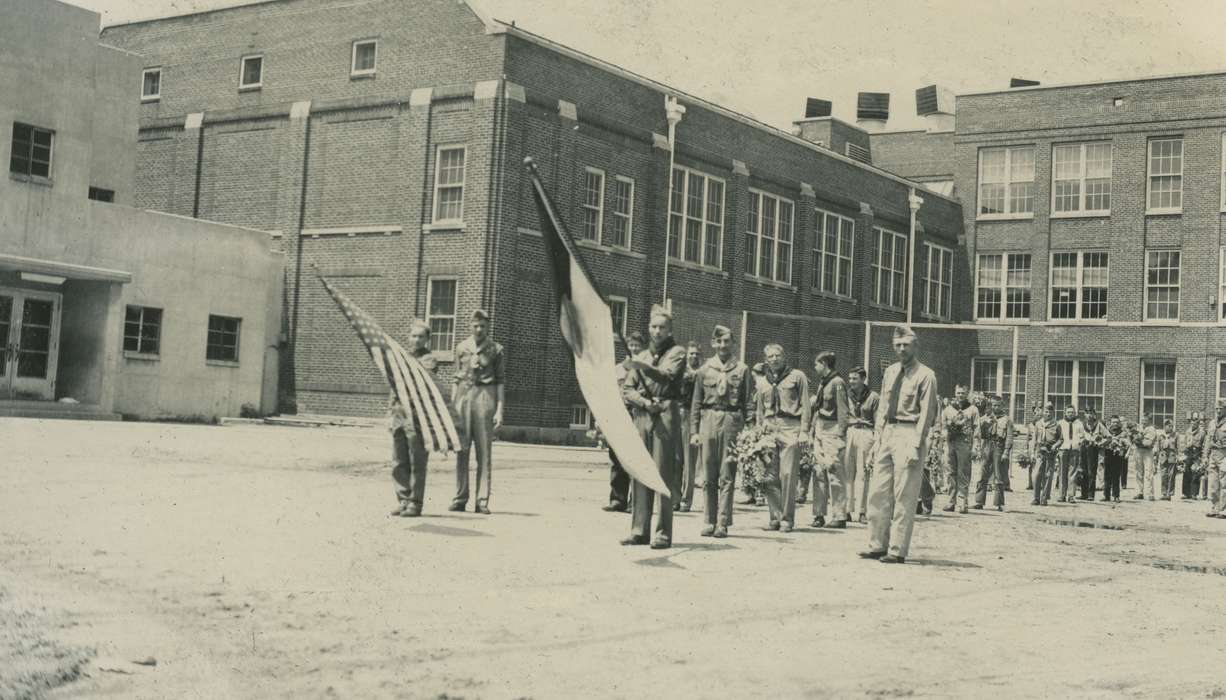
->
649;336;676;362
848;385;870;417
703;355;738;397
760;364;792;415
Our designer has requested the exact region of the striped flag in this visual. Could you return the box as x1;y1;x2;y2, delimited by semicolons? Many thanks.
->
525;157;670;495
315;268;460;454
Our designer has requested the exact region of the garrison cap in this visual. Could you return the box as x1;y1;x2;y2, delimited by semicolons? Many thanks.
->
711;324;733;340
892;324;917;342
472;309;491;321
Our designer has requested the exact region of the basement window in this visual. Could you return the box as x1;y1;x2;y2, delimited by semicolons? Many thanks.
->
88;187;114;203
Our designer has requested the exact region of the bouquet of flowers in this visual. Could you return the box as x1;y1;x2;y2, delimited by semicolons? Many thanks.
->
1105;426;1131;456
731;420;777;496
1133;423;1155;449
1184;437;1204;475
925;428;947;474
945;405;976;441
1036;421;1061;457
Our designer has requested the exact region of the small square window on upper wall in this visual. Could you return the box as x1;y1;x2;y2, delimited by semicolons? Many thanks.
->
9;122;53;179
239;55;263;90
141;67;161;101
351;40;377;76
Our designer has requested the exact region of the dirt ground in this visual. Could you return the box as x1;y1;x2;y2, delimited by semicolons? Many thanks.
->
2;418;1225;699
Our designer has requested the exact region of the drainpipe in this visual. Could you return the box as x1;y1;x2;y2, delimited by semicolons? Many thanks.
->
906;188;924;325
661;95;686;308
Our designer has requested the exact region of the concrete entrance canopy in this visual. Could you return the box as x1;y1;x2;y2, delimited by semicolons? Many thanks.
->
0;254;133;284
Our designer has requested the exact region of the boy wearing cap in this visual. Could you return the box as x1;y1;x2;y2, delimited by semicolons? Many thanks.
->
389;320;438;517
1080;408;1108;501
809;350;850;528
676;342;704;512
451;309;505;515
690;325;751;537
973;394;1012;512
941;384;978;514
845;366;879;524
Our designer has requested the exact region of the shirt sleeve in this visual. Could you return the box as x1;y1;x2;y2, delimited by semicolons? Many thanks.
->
659;346;687;379
834;379;849;437
916;369;938;440
874;368;890;434
690;369;705;434
622;362;650;410
492;344;506;385
798;373;812;434
739;367;751;424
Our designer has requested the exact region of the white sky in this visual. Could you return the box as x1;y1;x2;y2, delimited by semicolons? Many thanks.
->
77;0;1226;131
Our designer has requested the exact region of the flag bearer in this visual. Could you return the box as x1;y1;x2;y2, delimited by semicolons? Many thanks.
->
859;325;938;565
621;304;688;549
845;366;879;524
389;320;438;517
451;309;505;515
690;325;751;538
756;344;812;533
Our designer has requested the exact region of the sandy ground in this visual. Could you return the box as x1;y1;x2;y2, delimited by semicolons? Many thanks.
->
2;418;1226;700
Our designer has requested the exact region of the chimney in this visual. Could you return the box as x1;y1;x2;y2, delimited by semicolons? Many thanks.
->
856;92;889;133
1010;77;1040;88
804;98;832;119
793;97;833;147
915;84;955;132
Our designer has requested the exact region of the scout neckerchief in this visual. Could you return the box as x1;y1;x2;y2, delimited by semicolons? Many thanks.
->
703;354;738;398
814;372;836;418
761;363;793;415
848;384;871;419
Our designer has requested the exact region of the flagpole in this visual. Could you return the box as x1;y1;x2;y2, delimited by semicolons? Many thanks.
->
661;95;685;308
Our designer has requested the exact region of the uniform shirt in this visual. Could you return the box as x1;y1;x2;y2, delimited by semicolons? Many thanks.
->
614;356;635;408
755;365;811;432
1158;430;1179;462
811;374;849;436
453;336;506;389
1082;418;1108;447
1181;425;1205;461
874;358;937;435
847;387;879;430
388;348;440;432
1136;424;1159;450
983;411;1013;447
1057;417;1085;450
689;355;751;433
941;401;979;442
1203;416;1226;459
679;362;702;410
1035;418;1061;455
622;337;687;410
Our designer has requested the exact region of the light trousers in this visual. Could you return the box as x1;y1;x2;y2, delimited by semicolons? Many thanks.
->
1135;448;1158;499
699;409;742;527
763;417;803;526
813;418;849;520
845;426;875;517
454;384;497;507
867;423;926;559
946;439;972;509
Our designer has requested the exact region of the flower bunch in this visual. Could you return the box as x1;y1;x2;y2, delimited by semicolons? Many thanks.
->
945;406;975;441
1104;427;1132;456
731;420;777;494
925;429;947;474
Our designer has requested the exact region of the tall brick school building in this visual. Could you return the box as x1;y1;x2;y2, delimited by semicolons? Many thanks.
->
101;0;969;437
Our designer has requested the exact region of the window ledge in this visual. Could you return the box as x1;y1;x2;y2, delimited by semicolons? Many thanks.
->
1141;320;1181;327
123;351;160;361
1041;319;1108;326
867;302;905;314
668;258;727;278
918;313;953;323
974;318;1030;325
349;72;377;80
809;289;857;304
575;238;646;260
741;273;797;292
141;96;161;103
517;227;542;237
976;213;1034;222
9;172;53;187
1145;210;1182;217
206;359;241;368
1050;211;1110;220
238;84;262;93
423;221;465;233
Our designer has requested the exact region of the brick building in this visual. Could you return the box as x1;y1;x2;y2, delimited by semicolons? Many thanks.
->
874;72;1226;427
101;0;966;436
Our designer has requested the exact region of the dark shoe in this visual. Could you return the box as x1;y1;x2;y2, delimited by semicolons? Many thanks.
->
923;506;933;516
713;526;728;538
811;516;825;528
880;554;906;564
390;504;407;517
958;507;968;515
843;514;853;524
915;502;924;515
650;538;671;549
448;502;466;512
1031;500;1040;506
825;520;847;529
858;550;886;559
700;525;716;537
1114;498;1121;503
972;504;985;510
942;504;956;512
739;495;756;505
680;503;692;513
796;495;807;505
673;503;681;512
858;514;867;524
762;521;780;531
995;505;1004;512
780;521;794;533
1101;497;1111;502
620;535;649;546
1134;494;1145;500
402;503;421;517
476;503;491;515
602;502;628;512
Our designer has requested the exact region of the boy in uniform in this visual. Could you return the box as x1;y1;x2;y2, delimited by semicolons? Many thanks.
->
689;325;751;537
451;310;505;515
388;320;439;517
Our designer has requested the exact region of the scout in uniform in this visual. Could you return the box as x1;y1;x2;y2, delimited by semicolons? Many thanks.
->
1158;419;1180;500
756;343;812;533
1202;400;1226;518
941;384;978;514
1032;403;1060;506
689;325;751;538
1079;408;1108;501
676;342;703;512
451;309;505;515
859;325;938;565
1180;412;1205;500
388;320;439;517
603;331;646;512
621;304;688;549
973;395;1012;512
809;351;850;528
1133;414;1159;500
1102;415;1128;503
844;366;879;524
1055;405;1084;503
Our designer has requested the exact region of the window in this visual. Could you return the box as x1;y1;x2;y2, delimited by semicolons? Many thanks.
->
1049;252;1108;320
206;315;241;363
745;190;794;283
425;278;457;352
608;296;627;339
88;187;115;203
1142;361;1176;427
1051;142;1111;214
238;55;263;89
1218;361;1226;405
812;209;855;297
123;306;162;355
975;253;1031;321
972;357;1028;423
141;67;161;101
432;146;466;224
580;167;604;242
570;404;592;429
1145;250;1180;321
1220;247;1226;321
1147;137;1183;213
9;122;53;178
667;165;724;268
606;176;633;249
872;227;908;308
977;145;1034;217
921;242;953;319
1046;359;1104;416
1222;133;1226;212
351;40;377;76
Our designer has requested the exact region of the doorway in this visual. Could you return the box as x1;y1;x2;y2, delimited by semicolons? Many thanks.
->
0;287;62;401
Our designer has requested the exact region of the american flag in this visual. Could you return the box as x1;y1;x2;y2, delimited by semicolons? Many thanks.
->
315;268;460;454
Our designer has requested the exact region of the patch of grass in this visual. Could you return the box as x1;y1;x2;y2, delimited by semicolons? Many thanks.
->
0;588;94;699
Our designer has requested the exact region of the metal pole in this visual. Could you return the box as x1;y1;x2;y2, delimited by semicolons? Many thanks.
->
739;309;749;364
661;96;685;308
862;320;872;381
906;188;922;325
1008;325;1019;421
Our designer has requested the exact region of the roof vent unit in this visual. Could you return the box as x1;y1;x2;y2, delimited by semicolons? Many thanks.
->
855;92;889;132
845;142;871;164
804;97;833;119
915;84;955;132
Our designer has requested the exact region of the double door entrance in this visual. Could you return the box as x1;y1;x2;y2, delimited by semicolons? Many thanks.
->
0;287;61;400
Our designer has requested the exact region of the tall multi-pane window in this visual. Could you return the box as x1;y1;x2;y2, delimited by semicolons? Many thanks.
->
922;242;953;319
608;296;627;339
746;190;794;284
1046;359;1105;416
667;166;724;268
977;145;1035;217
1052;142;1112;214
972;357;1028;423
1142;361;1177;427
432;146;466;224
123;306;162;355
1220;247;1226;321
812;209;855;297
1218;362;1226;405
975;253;1031;321
872;227;908;308
1049;251;1109;320
1147;137;1183;213
606;176;634;249
580;167;604;241
206;315;242;363
426;278;457;352
9;123;53;178
1145;250;1181;321
1221;132;1226;212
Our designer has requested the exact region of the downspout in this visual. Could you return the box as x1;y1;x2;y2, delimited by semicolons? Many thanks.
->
906;188;923;325
661;94;686;307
